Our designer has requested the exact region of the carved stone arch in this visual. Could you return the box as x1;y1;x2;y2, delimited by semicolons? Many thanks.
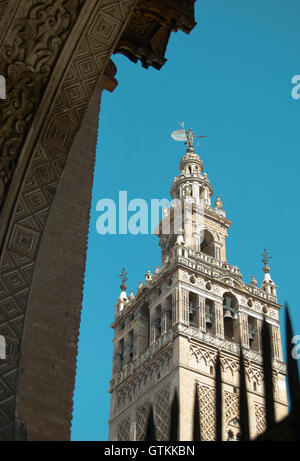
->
222;358;238;381
198;226;218;242
0;0;197;441
220;277;245;293
197;227;217;258
0;0;140;440
226;416;240;441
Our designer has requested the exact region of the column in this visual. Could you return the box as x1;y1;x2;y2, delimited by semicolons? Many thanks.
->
150;308;155;344
272;326;282;360
136;306;150;354
214;302;224;338
161;299;167;335
198;296;206;331
256;319;263;353
239;313;249;348
180;289;189;325
172;289;179;325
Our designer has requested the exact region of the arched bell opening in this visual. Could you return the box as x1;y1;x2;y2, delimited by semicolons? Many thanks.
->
223;293;239;342
199;186;206;202
127;330;134;363
189;292;198;327
248;316;259;351
155;305;162;339
165;295;173;331
201;229;215;258
205;299;214;332
115;338;124;373
138;303;150;353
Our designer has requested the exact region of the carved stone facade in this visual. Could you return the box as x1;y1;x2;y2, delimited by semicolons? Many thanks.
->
197;384;215;440
115;0;196;70
255;403;266;435
135;401;151;441
154;385;170;441
0;0;197;441
117;416;131;441
109;137;288;441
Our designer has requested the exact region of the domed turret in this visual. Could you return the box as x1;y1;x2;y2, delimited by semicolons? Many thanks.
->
170;130;213;205
260;249;277;297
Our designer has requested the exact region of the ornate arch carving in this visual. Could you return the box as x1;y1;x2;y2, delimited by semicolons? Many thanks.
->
0;0;196;441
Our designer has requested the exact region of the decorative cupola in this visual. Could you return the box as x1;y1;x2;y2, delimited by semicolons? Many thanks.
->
260;249;277;297
115;268;129;316
170;126;213;205
166;124;232;261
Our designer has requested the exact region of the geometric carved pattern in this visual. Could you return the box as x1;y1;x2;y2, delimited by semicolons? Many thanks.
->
190;344;216;369
117;416;130;441
135;401;151;441
113;344;172;416
154;385;170;441
224;391;240;440
0;1;9;22
0;0;138;440
197;383;215;441
224;391;239;423
255;403;266;436
0;0;85;208
190;344;239;379
190;344;265;391
246;365;263;385
221;357;238;378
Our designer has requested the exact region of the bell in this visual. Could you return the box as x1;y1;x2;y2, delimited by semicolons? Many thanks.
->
206;313;213;328
224;309;234;320
248;326;256;343
205;305;213;328
189;302;196;317
223;296;232;309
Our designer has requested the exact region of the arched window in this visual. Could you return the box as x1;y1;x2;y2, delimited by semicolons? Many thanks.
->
139;303;150;352
223;293;239;342
155;305;162;339
201;229;215;257
127;330;134;362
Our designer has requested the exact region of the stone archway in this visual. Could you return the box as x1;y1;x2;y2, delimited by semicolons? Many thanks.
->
0;0;197;441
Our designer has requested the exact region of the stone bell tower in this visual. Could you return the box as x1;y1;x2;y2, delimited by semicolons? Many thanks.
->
108;129;288;441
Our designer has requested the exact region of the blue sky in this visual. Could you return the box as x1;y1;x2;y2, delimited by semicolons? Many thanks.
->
71;0;300;440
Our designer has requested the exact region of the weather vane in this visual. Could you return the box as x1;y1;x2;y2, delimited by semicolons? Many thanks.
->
171;122;206;147
261;249;272;267
118;267;128;284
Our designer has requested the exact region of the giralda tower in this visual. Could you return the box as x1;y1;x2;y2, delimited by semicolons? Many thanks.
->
108;128;288;441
